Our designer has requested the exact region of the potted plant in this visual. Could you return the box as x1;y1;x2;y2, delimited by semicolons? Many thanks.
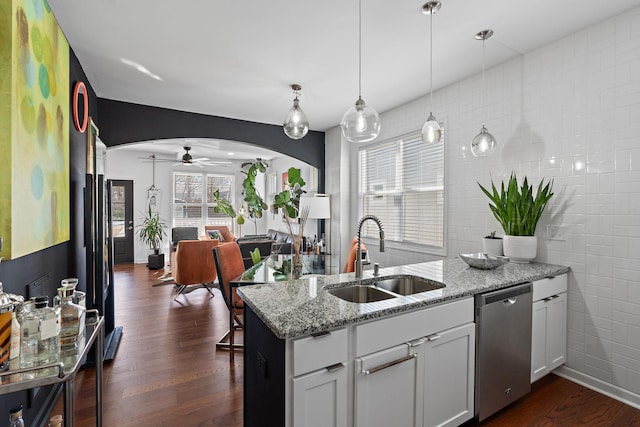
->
240;159;269;235
273;167;307;278
478;173;554;263
482;231;503;257
136;204;168;270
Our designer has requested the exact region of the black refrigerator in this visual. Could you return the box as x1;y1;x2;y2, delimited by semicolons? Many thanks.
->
85;172;121;362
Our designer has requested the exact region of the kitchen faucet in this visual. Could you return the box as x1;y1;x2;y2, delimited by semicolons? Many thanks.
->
355;215;385;279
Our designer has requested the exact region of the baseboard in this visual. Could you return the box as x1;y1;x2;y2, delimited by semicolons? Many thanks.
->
554;366;640;410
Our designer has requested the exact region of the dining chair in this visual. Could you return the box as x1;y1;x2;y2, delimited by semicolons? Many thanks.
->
172;239;219;301
213;242;247;363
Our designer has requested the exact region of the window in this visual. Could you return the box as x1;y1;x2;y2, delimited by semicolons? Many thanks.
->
173;172;235;232
358;131;444;252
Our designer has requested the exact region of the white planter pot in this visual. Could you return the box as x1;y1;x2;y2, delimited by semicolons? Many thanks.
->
503;235;537;263
482;238;503;256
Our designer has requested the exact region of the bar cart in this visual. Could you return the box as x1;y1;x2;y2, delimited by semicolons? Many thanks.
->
0;310;104;427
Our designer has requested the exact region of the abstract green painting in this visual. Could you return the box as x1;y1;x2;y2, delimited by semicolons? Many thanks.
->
0;0;69;260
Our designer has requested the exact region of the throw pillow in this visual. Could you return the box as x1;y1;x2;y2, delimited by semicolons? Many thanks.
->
207;230;224;242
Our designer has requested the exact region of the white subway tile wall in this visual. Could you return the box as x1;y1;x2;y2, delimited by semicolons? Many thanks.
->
326;6;640;397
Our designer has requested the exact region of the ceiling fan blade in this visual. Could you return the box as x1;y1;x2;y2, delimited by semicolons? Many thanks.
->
193;157;210;162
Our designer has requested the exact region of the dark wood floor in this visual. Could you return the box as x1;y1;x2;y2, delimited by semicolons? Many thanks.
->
53;263;640;426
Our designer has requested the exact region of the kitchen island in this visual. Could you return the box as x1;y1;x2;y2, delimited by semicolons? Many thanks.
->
238;258;569;427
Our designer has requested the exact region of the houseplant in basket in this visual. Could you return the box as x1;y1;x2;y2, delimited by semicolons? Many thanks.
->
136;204;168;269
478;173;553;263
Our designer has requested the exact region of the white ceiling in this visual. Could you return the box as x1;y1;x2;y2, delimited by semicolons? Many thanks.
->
112;138;283;163
50;0;640;159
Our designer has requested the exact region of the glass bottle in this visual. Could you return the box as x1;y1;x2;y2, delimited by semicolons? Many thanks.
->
19;296;60;368
0;282;13;371
9;405;25;427
55;287;85;350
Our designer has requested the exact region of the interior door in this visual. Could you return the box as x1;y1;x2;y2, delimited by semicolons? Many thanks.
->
110;179;134;263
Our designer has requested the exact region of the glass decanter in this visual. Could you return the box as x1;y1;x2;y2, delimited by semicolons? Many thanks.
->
54;287;86;350
19;297;60;368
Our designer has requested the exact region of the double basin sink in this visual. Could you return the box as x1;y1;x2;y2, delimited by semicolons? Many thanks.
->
327;276;445;303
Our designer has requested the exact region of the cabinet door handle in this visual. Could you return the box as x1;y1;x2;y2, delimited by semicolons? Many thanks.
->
363;353;417;376
426;334;441;341
311;331;331;339
543;297;553;302
326;363;345;372
410;338;427;347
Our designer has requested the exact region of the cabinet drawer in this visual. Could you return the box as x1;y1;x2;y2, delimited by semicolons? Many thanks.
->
355;297;473;356
532;274;567;301
293;328;348;376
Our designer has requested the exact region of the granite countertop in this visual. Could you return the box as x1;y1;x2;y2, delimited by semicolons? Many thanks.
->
237;258;570;339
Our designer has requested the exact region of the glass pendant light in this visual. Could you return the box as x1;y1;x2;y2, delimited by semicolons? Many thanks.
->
471;29;496;157
421;1;442;144
283;84;309;140
341;0;381;143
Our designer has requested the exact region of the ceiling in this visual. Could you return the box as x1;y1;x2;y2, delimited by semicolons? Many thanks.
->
113;138;283;163
50;0;640;159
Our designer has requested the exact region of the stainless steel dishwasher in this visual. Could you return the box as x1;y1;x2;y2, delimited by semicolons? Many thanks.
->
475;282;532;421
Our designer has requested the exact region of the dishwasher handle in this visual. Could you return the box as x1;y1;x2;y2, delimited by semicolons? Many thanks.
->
476;282;532;306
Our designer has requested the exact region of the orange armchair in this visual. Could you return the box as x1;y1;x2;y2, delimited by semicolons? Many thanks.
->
204;225;235;243
173;239;220;301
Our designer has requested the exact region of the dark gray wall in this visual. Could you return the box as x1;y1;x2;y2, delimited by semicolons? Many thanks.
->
97;99;326;172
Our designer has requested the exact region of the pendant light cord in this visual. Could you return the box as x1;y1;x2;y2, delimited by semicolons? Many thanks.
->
482;37;486;125
358;0;362;99
429;8;434;111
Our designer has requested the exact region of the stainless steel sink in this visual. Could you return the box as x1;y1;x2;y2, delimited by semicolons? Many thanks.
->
372;276;445;296
327;285;396;303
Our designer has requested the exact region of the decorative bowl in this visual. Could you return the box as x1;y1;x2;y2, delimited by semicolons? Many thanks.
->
459;253;509;270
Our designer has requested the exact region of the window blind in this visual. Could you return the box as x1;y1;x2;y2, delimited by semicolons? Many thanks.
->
173;172;235;230
358;132;444;249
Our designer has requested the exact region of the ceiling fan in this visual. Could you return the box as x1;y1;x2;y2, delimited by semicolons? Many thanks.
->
139;147;231;167
175;146;206;166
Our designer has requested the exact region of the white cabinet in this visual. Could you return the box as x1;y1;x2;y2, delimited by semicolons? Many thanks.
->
292;363;348;427
531;275;567;383
356;342;425;427
290;328;348;427
353;297;475;427
423;323;475;427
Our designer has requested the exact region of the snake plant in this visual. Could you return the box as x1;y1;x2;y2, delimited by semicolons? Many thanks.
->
478;173;554;236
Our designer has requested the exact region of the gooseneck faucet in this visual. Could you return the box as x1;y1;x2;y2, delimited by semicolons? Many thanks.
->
355;215;385;279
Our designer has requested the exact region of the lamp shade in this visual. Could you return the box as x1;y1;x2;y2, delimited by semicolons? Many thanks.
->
283;98;309;140
471;125;496;157
300;194;331;219
341;98;381;143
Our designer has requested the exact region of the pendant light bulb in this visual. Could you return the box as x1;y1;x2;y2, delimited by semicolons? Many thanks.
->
421;1;442;144
283;84;309;140
472;29;496;156
342;0;381;143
